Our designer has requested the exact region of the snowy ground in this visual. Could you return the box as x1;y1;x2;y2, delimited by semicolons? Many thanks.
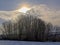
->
0;40;60;45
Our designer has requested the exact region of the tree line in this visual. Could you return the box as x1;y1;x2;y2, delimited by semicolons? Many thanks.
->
1;15;60;41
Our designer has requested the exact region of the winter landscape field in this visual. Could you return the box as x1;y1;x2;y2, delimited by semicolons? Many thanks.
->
0;0;60;45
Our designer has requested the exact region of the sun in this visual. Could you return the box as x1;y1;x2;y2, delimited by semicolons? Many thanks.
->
18;7;30;13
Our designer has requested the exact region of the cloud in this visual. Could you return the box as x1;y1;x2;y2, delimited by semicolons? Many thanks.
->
0;4;60;26
0;11;12;20
0;11;22;23
0;11;19;20
27;4;60;26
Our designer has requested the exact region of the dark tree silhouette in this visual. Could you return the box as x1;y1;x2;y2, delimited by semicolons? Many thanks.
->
2;15;48;41
17;15;46;41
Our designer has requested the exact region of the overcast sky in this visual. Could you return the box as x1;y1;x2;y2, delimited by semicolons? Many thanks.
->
0;0;60;26
0;0;60;11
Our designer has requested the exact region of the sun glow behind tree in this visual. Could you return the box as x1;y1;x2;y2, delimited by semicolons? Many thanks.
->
17;7;31;13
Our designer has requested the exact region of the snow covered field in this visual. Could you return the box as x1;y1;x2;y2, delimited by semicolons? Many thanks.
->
0;40;60;45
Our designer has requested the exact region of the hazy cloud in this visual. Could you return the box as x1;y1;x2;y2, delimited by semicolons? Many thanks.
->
0;4;60;26
27;4;60;26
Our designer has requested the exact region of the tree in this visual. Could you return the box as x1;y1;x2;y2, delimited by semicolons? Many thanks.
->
17;15;46;41
2;15;46;41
